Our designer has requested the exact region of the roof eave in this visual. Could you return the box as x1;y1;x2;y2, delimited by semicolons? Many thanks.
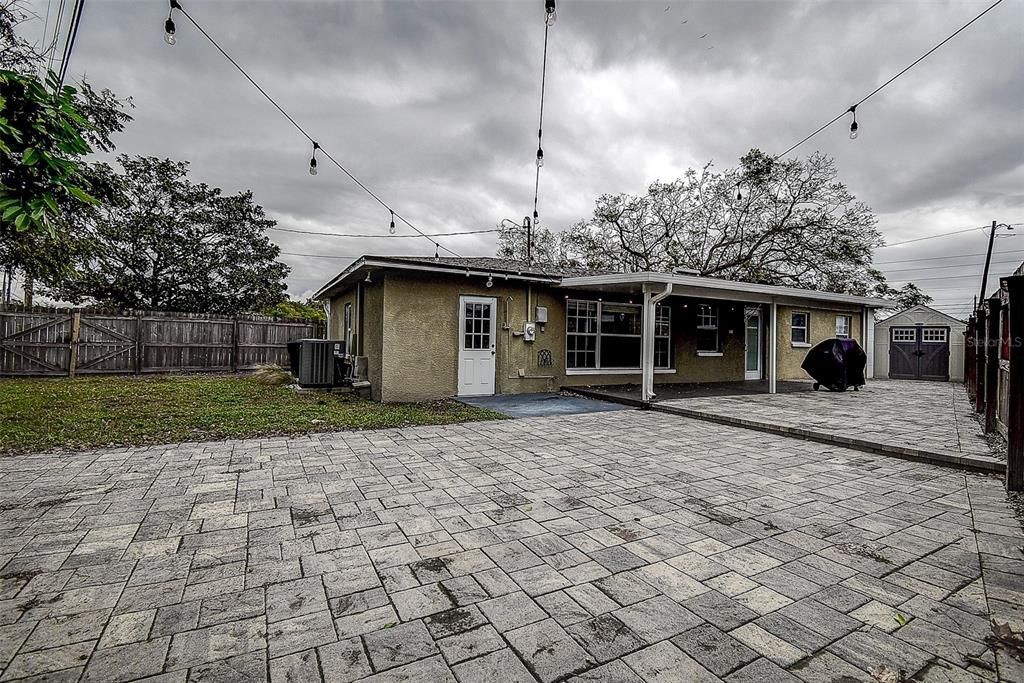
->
315;257;562;299
558;272;893;308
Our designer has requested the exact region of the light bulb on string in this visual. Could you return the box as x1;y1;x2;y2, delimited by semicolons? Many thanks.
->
164;0;180;45
434;245;439;261
545;0;557;26
536;147;544;168
486;274;494;288
736;186;743;202
848;105;859;140
309;141;320;176
533;209;540;227
389;210;396;235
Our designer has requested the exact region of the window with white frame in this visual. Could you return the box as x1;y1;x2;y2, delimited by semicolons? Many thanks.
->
922;328;947;343
835;315;852;339
696;304;719;353
565;300;671;370
655;306;672;368
791;311;809;345
566;300;598;369
891;328;916;343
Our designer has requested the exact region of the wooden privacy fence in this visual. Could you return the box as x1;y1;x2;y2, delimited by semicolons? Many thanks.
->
0;306;324;377
966;269;1023;491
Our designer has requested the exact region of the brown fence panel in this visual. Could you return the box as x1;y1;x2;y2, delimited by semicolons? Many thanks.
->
76;313;138;374
0;305;323;377
0;309;72;375
236;318;320;370
140;313;235;373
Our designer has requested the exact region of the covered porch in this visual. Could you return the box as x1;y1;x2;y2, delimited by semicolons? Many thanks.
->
559;271;889;403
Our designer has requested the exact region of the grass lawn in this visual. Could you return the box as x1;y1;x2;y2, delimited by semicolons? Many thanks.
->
0;374;504;454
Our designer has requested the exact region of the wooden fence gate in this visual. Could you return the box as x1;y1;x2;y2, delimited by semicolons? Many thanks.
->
0;306;323;377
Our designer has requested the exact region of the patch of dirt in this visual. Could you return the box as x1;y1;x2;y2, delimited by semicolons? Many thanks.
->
835;543;892;565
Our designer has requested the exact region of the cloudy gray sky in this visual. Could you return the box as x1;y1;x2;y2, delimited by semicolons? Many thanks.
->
19;0;1024;318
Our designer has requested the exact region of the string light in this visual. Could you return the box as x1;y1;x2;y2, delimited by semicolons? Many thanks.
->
735;186;743;202
434;245;439;260
848;106;859;140
486;274;494;288
308;141;320;175
536;147;544;168
162;1;462;257
545;0;557;26
389;210;396;235
164;0;180;45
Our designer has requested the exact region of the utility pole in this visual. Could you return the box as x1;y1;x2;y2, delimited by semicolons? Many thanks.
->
524;216;533;265
979;220;997;306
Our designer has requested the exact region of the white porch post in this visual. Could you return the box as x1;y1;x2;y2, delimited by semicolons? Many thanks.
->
641;282;673;403
863;308;875;379
768;301;778;394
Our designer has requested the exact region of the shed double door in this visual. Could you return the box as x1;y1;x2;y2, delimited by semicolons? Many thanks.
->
889;326;949;381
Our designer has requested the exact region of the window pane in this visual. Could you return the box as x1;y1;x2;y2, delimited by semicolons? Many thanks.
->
792;312;806;328
697;328;718;352
601;303;641;335
600;336;641;368
655;306;671;337
655;338;671;368
567;335;596;368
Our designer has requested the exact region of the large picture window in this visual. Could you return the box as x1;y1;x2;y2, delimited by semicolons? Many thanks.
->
696;304;719;353
566;300;671;371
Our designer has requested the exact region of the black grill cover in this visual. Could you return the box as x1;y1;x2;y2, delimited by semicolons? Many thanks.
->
800;338;867;392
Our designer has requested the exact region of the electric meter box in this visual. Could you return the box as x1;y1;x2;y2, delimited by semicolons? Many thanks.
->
535;306;548;324
523;322;537;341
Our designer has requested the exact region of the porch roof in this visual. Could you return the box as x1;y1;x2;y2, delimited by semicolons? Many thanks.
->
558;271;892;309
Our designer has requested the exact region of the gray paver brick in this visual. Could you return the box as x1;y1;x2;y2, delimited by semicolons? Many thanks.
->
672;624;758;677
506;617;593;682
478;590;547;632
363;620;437;672
622;641;721;683
451;648;533;683
318;637;372;683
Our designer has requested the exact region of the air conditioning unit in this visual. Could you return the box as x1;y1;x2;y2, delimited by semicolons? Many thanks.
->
287;339;343;388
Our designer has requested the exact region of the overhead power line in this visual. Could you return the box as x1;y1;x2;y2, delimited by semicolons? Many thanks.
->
267;226;501;239
56;0;85;86
774;0;1006;158
166;1;461;258
880;222;1022;248
874;248;1024;266
281;252;357;260
880;258;1023;275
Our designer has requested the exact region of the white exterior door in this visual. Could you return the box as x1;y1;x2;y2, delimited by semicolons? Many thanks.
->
457;296;496;396
744;307;762;380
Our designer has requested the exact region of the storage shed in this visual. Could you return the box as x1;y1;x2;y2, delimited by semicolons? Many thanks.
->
873;305;965;382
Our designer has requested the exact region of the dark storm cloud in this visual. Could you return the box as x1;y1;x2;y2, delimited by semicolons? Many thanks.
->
21;0;1024;311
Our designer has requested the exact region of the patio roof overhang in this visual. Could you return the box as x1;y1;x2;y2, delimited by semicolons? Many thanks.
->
558;272;893;309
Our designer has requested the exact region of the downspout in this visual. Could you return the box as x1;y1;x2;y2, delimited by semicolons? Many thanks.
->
642;282;673;404
768;300;778;394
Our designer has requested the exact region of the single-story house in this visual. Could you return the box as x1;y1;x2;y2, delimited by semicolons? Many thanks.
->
314;256;890;402
873;305;964;382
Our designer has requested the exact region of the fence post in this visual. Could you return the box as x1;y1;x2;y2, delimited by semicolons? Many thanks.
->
68;310;81;378
974;308;987;414
985;298;1001;434
1005;275;1024;492
231;317;240;372
134;312;144;374
965;315;976;403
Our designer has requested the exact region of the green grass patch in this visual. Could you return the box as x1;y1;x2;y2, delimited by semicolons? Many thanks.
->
0;374;504;454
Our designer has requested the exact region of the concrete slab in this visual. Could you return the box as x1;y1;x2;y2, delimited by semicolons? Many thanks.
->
457;392;632;418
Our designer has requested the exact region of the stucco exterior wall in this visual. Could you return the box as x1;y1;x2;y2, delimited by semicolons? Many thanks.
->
776;304;864;380
330;271;872;401
873;307;965;382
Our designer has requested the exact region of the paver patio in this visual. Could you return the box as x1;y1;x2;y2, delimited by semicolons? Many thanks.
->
651;379;1003;469
0;410;1022;682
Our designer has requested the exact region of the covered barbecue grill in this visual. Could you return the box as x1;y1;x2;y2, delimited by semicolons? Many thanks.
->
801;338;867;392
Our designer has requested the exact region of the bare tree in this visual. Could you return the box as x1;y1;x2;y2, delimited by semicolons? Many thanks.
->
499;149;905;296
